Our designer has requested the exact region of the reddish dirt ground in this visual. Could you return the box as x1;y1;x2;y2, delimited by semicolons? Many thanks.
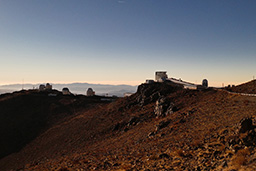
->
1;80;256;171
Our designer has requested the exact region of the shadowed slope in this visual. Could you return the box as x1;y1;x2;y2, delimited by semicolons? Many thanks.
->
0;90;112;160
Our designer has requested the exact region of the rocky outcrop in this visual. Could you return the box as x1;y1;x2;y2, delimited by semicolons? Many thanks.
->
136;88;161;106
146;117;256;171
154;97;177;118
188;117;256;170
238;118;256;146
135;82;182;106
239;117;254;133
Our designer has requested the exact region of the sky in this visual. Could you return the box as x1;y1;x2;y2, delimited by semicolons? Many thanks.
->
0;0;255;87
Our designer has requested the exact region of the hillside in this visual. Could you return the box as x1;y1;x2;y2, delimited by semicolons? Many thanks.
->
226;79;256;94
1;81;256;170
0;90;114;161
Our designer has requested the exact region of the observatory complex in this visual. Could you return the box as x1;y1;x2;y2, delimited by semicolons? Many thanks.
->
147;71;208;90
39;83;53;91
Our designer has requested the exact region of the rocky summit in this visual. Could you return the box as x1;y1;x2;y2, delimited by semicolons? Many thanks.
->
1;80;256;171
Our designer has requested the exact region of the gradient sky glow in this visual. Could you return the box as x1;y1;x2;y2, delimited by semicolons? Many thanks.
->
0;0;255;86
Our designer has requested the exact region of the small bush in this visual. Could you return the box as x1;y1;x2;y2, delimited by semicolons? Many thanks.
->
232;148;250;167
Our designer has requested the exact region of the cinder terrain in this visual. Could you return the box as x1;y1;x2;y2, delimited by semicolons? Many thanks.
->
227;80;256;94
1;80;256;171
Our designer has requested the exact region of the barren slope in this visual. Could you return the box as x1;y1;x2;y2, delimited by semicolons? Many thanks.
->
0;90;114;169
1;82;256;171
227;79;256;94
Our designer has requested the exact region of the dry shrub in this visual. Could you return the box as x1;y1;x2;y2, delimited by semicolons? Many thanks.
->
237;148;250;156
233;155;247;166
232;148;250;167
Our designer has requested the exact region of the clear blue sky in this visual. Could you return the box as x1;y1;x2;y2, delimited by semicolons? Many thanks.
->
0;0;255;86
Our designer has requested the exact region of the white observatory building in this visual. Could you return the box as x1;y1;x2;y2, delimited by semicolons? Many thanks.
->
155;71;168;82
62;87;71;95
87;88;95;96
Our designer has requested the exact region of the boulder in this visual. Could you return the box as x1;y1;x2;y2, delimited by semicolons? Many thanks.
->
154;97;176;117
239;118;254;133
166;102;177;115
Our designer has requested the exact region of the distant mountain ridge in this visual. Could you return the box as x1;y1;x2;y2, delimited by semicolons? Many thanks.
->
0;83;138;97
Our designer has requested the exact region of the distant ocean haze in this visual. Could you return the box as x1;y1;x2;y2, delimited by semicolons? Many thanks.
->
0;89;14;94
0;83;138;97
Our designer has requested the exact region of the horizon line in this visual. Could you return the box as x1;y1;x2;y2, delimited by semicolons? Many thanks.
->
0;81;140;87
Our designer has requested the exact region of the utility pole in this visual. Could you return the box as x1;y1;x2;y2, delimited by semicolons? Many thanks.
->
253;76;255;80
22;79;24;90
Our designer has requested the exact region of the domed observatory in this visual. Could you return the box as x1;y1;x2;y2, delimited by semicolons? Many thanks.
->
45;83;52;90
62;87;71;95
202;79;208;88
87;88;95;96
39;84;46;91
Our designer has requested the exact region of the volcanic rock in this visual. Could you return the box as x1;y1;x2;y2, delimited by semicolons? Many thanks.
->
239;118;254;133
154;97;176;118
